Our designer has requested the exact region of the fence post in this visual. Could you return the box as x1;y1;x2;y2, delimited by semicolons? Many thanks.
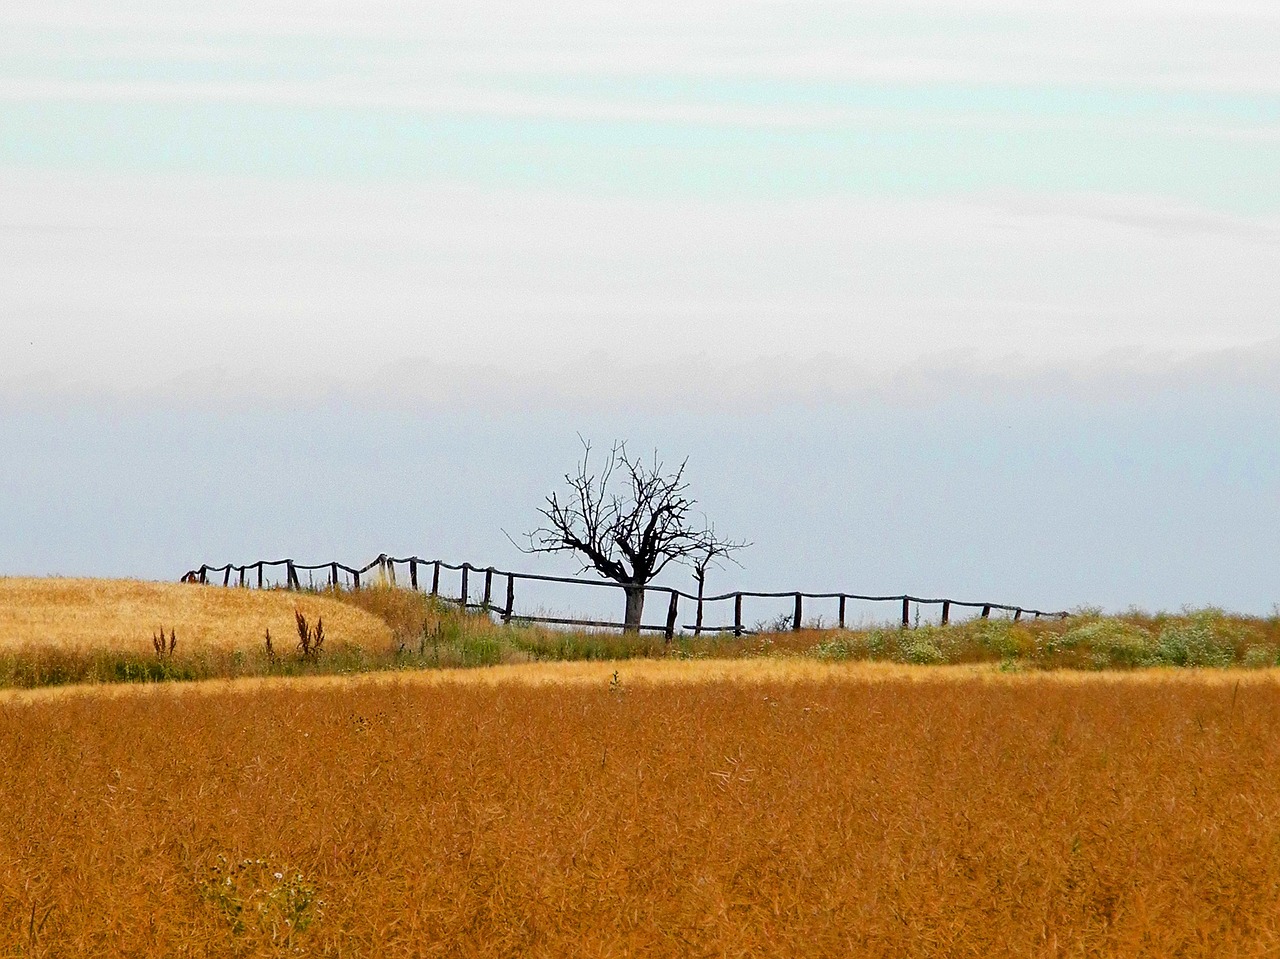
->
941;600;951;626
1014;608;1023;622
238;566;245;587
665;591;679;642
482;568;493;610
330;562;338;589
838;595;846;629
431;561;440;596
256;563;263;589
793;593;803;631
223;566;232;587
198;566;207;585
981;604;991;619
409;558;418;590
733;593;743;637
286;561;299;590
385;556;396;587
901;597;910;627
503;574;515;624
460;564;470;608
353;569;361;590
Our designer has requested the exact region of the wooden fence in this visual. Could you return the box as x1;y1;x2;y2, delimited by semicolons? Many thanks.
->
183;554;1070;639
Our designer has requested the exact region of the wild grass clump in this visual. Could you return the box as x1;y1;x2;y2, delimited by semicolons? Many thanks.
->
1050;619;1157;668
320;586;535;669
1046;609;1270;669
811;620;1033;666
805;608;1279;671
0;646;224;687
507;628;666;661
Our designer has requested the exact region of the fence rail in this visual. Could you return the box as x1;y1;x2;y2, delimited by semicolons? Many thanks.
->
182;554;1070;639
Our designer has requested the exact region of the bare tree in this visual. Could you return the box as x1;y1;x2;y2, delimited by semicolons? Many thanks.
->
518;439;748;632
690;529;743;636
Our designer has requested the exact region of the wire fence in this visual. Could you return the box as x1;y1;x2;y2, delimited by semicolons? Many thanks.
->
182;554;1070;639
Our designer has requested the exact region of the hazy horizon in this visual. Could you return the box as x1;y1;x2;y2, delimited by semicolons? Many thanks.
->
2;0;1277;614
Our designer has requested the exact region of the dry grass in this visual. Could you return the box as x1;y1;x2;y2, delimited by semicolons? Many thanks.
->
0;578;391;653
5;656;1277;706
3;666;1280;956
0;657;972;703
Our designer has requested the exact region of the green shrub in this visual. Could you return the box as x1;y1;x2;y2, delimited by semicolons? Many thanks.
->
1242;646;1278;669
964;620;1022;659
810;638;854;661
809;631;895;662
900;638;944;665
454;634;505;667
1062;621;1156;668
1154;621;1234;667
1049;620;1153;666
864;630;890;658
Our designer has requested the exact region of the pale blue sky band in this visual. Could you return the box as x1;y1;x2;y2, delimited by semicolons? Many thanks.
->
3;98;1278;212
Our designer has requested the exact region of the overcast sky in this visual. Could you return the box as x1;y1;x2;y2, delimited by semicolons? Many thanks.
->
1;0;1277;614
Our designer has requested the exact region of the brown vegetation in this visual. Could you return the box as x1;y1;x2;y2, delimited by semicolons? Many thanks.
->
3;667;1280;956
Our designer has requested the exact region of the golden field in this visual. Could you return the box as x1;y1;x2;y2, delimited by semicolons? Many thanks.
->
3;664;1280;957
0;578;391;654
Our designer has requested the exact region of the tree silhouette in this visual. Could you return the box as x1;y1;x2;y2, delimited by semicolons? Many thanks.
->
520;439;747;632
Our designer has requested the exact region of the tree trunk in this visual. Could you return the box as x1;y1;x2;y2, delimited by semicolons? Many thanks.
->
623;585;646;633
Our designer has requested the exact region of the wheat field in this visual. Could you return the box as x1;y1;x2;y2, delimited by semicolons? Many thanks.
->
0;578;391;653
3;664;1279;957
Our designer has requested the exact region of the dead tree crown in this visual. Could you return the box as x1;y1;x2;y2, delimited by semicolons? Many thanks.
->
519;439;747;590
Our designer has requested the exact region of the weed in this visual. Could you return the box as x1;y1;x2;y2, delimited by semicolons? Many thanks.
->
151;627;176;659
295;610;325;661
199;855;322;947
754;611;797;633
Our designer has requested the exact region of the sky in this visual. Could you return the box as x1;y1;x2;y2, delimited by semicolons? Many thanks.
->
1;0;1277;617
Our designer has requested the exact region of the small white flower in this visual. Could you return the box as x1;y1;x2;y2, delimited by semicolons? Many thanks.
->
274;872;283;880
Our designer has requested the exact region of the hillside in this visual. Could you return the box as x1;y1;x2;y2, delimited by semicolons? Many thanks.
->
0;578;391;654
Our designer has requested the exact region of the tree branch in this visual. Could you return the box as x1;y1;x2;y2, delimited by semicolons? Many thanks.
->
519;438;747;591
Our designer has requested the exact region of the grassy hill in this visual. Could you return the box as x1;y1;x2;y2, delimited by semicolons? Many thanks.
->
0;578;1277;691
